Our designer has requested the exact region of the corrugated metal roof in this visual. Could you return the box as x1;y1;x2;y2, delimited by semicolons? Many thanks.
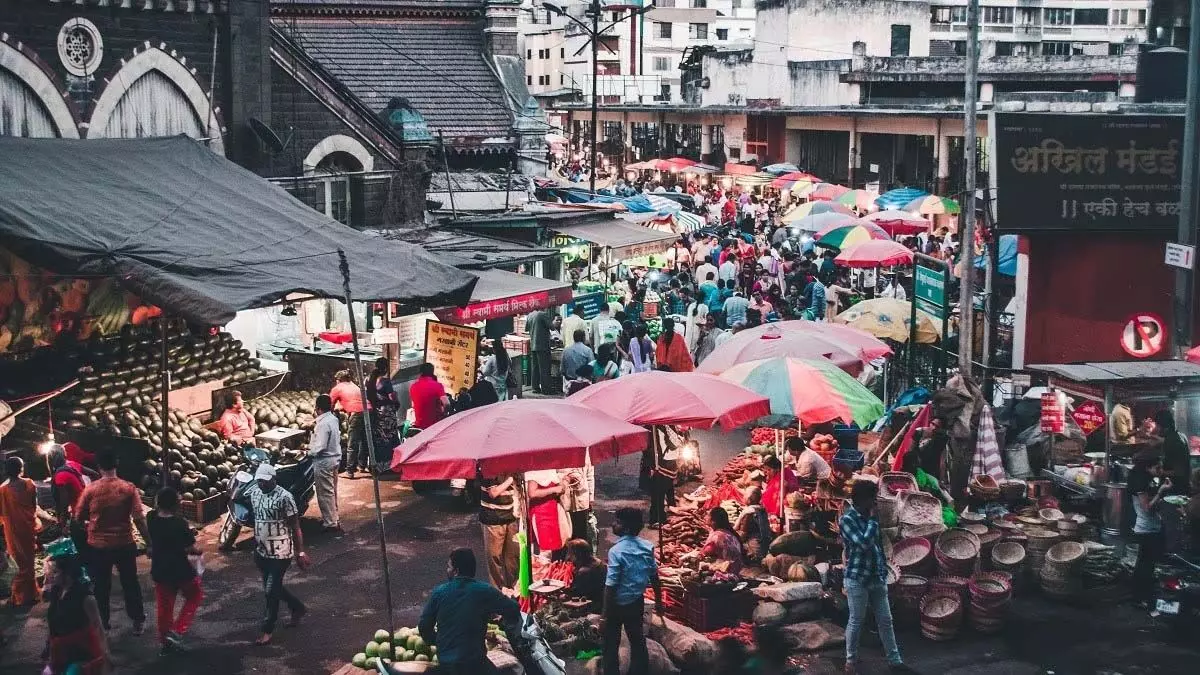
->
1028;360;1200;383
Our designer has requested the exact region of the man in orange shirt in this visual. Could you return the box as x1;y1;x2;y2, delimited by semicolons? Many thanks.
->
218;391;256;443
329;370;367;477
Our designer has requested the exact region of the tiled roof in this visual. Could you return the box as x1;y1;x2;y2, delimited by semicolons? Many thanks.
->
278;19;514;143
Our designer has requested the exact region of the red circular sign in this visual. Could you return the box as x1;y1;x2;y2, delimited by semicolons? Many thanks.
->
1120;312;1166;358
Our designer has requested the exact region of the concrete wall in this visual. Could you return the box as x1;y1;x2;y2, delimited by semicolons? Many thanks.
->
754;0;932;62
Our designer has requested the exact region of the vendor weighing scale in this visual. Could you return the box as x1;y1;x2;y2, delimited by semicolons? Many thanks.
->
254;427;307;451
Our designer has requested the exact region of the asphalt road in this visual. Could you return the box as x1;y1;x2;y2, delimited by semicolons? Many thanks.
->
2;427;1198;674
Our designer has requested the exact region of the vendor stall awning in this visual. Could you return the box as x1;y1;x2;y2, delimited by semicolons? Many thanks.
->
0;136;477;325
433;269;573;324
552;220;678;260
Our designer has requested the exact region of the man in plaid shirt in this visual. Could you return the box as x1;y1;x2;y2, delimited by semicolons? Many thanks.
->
840;480;910;674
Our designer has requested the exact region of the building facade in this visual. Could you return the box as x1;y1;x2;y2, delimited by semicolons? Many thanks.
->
926;0;1150;57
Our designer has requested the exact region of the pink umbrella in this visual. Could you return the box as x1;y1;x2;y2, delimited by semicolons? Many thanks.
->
835;239;915;268
391;400;648;480
567;371;771;429
697;324;868;377
739;320;893;361
809;183;851;202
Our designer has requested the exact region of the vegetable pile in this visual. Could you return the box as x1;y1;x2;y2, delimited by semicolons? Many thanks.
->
351;627;439;671
749;427;797;446
534;600;602;654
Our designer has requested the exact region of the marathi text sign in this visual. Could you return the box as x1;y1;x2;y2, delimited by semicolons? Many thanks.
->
433;287;574;324
1071;400;1107;437
993;113;1183;232
1040;391;1065;434
423;321;479;397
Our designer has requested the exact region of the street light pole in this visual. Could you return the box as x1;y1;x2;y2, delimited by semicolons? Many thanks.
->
590;0;600;194
1171;0;1200;355
957;0;980;373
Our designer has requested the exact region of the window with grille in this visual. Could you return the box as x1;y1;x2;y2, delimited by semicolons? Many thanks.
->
931;6;967;23
716;28;728;40
654;56;671;71
689;23;708;40
1074;9;1107;25
982;7;1014;24
1044;8;1071;26
890;25;911;56
656;22;673;38
1042;41;1071;56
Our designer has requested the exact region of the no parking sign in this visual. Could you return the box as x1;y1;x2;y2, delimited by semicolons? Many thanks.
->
1120;313;1165;358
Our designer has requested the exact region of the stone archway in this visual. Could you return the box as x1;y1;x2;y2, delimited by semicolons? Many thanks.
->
88;45;223;155
0;39;79;138
303;134;374;175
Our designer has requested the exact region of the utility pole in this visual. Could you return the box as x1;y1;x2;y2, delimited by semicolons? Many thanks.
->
590;0;600;194
957;0;980;373
1172;0;1200;355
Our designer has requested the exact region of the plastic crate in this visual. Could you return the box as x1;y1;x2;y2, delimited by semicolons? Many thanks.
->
683;591;752;632
182;492;228;524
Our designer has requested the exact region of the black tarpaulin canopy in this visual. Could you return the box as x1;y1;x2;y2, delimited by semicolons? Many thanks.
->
0;135;477;325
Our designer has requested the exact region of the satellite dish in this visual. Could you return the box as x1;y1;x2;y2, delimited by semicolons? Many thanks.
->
0;400;14;439
248;117;287;154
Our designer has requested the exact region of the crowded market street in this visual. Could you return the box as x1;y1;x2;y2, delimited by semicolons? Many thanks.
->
1;427;1195;674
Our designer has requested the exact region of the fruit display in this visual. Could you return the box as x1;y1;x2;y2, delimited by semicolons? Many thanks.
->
351;627;439;670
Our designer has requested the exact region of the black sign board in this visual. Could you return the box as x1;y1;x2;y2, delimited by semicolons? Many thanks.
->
992;113;1183;232
565;291;607;320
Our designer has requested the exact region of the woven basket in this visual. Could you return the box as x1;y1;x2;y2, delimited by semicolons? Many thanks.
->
891;575;929;625
892;537;934;573
880;472;918;500
991;542;1026;567
919;591;964;641
1045;540;1085;565
1017;515;1045;527
969;474;1001;499
977;531;1002;569
999;479;1027;500
930;575;972;604
936;529;981;561
902;522;948;540
900;491;944;527
1038;507;1065;523
961;523;990;536
969;572;1014;602
1025;529;1061;551
877;494;901;527
959;511;987;525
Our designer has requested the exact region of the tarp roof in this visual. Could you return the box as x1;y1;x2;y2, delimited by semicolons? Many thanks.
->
551;221;677;260
0;136;477;326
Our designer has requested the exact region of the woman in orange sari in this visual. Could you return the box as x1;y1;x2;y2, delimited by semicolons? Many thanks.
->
654;317;695;373
0;456;51;607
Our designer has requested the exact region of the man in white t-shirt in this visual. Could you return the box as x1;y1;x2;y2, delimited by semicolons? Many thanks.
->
561;305;588;349
786;437;831;482
589;305;622;348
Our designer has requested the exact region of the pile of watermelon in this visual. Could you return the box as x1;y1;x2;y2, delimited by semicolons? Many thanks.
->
351;627;438;671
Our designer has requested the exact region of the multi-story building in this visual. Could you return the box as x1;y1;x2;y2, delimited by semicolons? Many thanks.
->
926;1;1150;57
518;0;756;105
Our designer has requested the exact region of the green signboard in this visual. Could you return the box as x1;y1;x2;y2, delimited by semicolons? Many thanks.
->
914;264;946;318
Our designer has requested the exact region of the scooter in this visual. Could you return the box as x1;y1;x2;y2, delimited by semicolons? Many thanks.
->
216;445;316;551
1154;552;1200;639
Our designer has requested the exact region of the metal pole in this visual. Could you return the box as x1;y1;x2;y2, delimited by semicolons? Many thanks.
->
160;319;170;486
590;0;600;194
439;130;457;220
1172;0;1200;355
337;249;395;635
958;0;980;373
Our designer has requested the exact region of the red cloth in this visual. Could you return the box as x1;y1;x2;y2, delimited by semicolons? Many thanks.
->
52;461;86;512
48;624;106;675
529;496;565;553
63;442;95;467
156;577;204;645
761;468;799;518
317;331;353;344
329;381;364;413
218;409;256;441
655;334;695;373
409;375;447;429
891;404;932;472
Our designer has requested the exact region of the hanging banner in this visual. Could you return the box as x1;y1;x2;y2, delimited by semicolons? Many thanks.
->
433;287;575;324
1040;391;1065;434
423;321;480;397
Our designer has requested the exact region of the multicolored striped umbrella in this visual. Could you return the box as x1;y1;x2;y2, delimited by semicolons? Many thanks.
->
790;180;820;198
769;171;821;188
814;220;891;250
784;212;856;233
809;183;851;202
718;357;885;426
875;187;929;210
862;210;930;235
905;194;960;215
834;189;878;212
782;200;854;222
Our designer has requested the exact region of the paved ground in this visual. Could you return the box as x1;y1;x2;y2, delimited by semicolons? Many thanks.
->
2;426;1198;674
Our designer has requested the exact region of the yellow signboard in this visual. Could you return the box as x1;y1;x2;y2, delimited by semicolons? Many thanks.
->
423;320;480;397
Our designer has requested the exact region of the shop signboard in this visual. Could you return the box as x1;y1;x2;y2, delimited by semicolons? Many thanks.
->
1071;400;1107;436
433;287;575;324
566;291;607;320
423;321;479;397
1040;391;1065;434
913;263;945;318
991;112;1183;232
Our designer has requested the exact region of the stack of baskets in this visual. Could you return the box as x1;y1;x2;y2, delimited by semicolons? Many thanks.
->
969;475;1001;501
880;471;918;500
968;571;1013;633
877;493;901;540
901;521;947;540
1024;528;1061;582
977;531;1002;570
929;575;972;605
919;591;965;641
1038;508;1065;526
1040;540;1086;599
990;542;1027;589
892;537;936;577
1056;514;1087;541
999;479;1027;501
891;575;929;625
935;529;981;577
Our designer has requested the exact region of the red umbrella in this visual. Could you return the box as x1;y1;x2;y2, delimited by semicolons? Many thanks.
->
697;324;868;377
567;371;770;429
769;171;821;188
391;400;648;480
863;209;930;235
835;239;915;268
738;320;893;361
1187;344;1200;365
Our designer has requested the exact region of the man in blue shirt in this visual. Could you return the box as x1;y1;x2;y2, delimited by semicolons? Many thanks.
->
419;548;523;674
603;508;662;675
840;481;908;674
722;290;750;329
